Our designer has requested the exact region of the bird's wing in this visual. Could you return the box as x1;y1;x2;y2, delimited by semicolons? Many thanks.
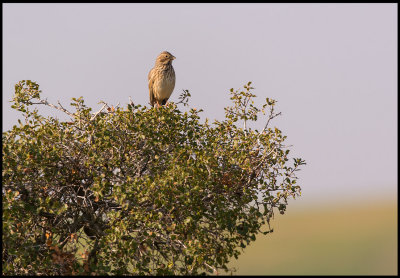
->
148;68;155;106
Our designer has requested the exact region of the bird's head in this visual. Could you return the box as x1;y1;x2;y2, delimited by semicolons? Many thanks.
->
156;51;176;65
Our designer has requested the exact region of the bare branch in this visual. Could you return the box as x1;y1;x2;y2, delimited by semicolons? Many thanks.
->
31;99;75;118
129;96;134;106
90;103;107;121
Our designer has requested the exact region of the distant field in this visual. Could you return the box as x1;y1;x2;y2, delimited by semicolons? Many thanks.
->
227;200;397;275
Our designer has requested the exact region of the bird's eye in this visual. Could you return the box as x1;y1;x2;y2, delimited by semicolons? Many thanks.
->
165;55;168;58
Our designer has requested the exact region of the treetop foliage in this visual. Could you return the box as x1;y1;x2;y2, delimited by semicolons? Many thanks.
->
2;80;305;275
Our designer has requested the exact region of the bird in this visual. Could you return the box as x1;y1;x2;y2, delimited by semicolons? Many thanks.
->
148;51;176;107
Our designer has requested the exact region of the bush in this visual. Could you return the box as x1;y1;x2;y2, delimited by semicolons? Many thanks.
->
2;80;305;275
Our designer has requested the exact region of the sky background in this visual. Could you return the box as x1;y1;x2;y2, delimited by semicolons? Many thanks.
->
3;3;397;209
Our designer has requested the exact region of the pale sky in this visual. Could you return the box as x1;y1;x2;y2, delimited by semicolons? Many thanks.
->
2;3;397;207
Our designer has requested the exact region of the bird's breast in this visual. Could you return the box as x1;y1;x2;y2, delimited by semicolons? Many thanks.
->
152;67;175;100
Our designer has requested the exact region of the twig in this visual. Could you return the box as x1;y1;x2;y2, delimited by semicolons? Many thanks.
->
204;262;218;275
129;96;134;106
260;111;282;135
31;99;75;118
257;111;282;145
90;103;107;121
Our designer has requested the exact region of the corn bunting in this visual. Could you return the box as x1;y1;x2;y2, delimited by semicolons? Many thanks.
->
148;51;176;107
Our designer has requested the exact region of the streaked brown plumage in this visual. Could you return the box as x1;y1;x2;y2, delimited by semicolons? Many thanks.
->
148;51;176;107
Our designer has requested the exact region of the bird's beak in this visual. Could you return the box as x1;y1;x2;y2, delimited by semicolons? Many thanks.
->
172;56;176;60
